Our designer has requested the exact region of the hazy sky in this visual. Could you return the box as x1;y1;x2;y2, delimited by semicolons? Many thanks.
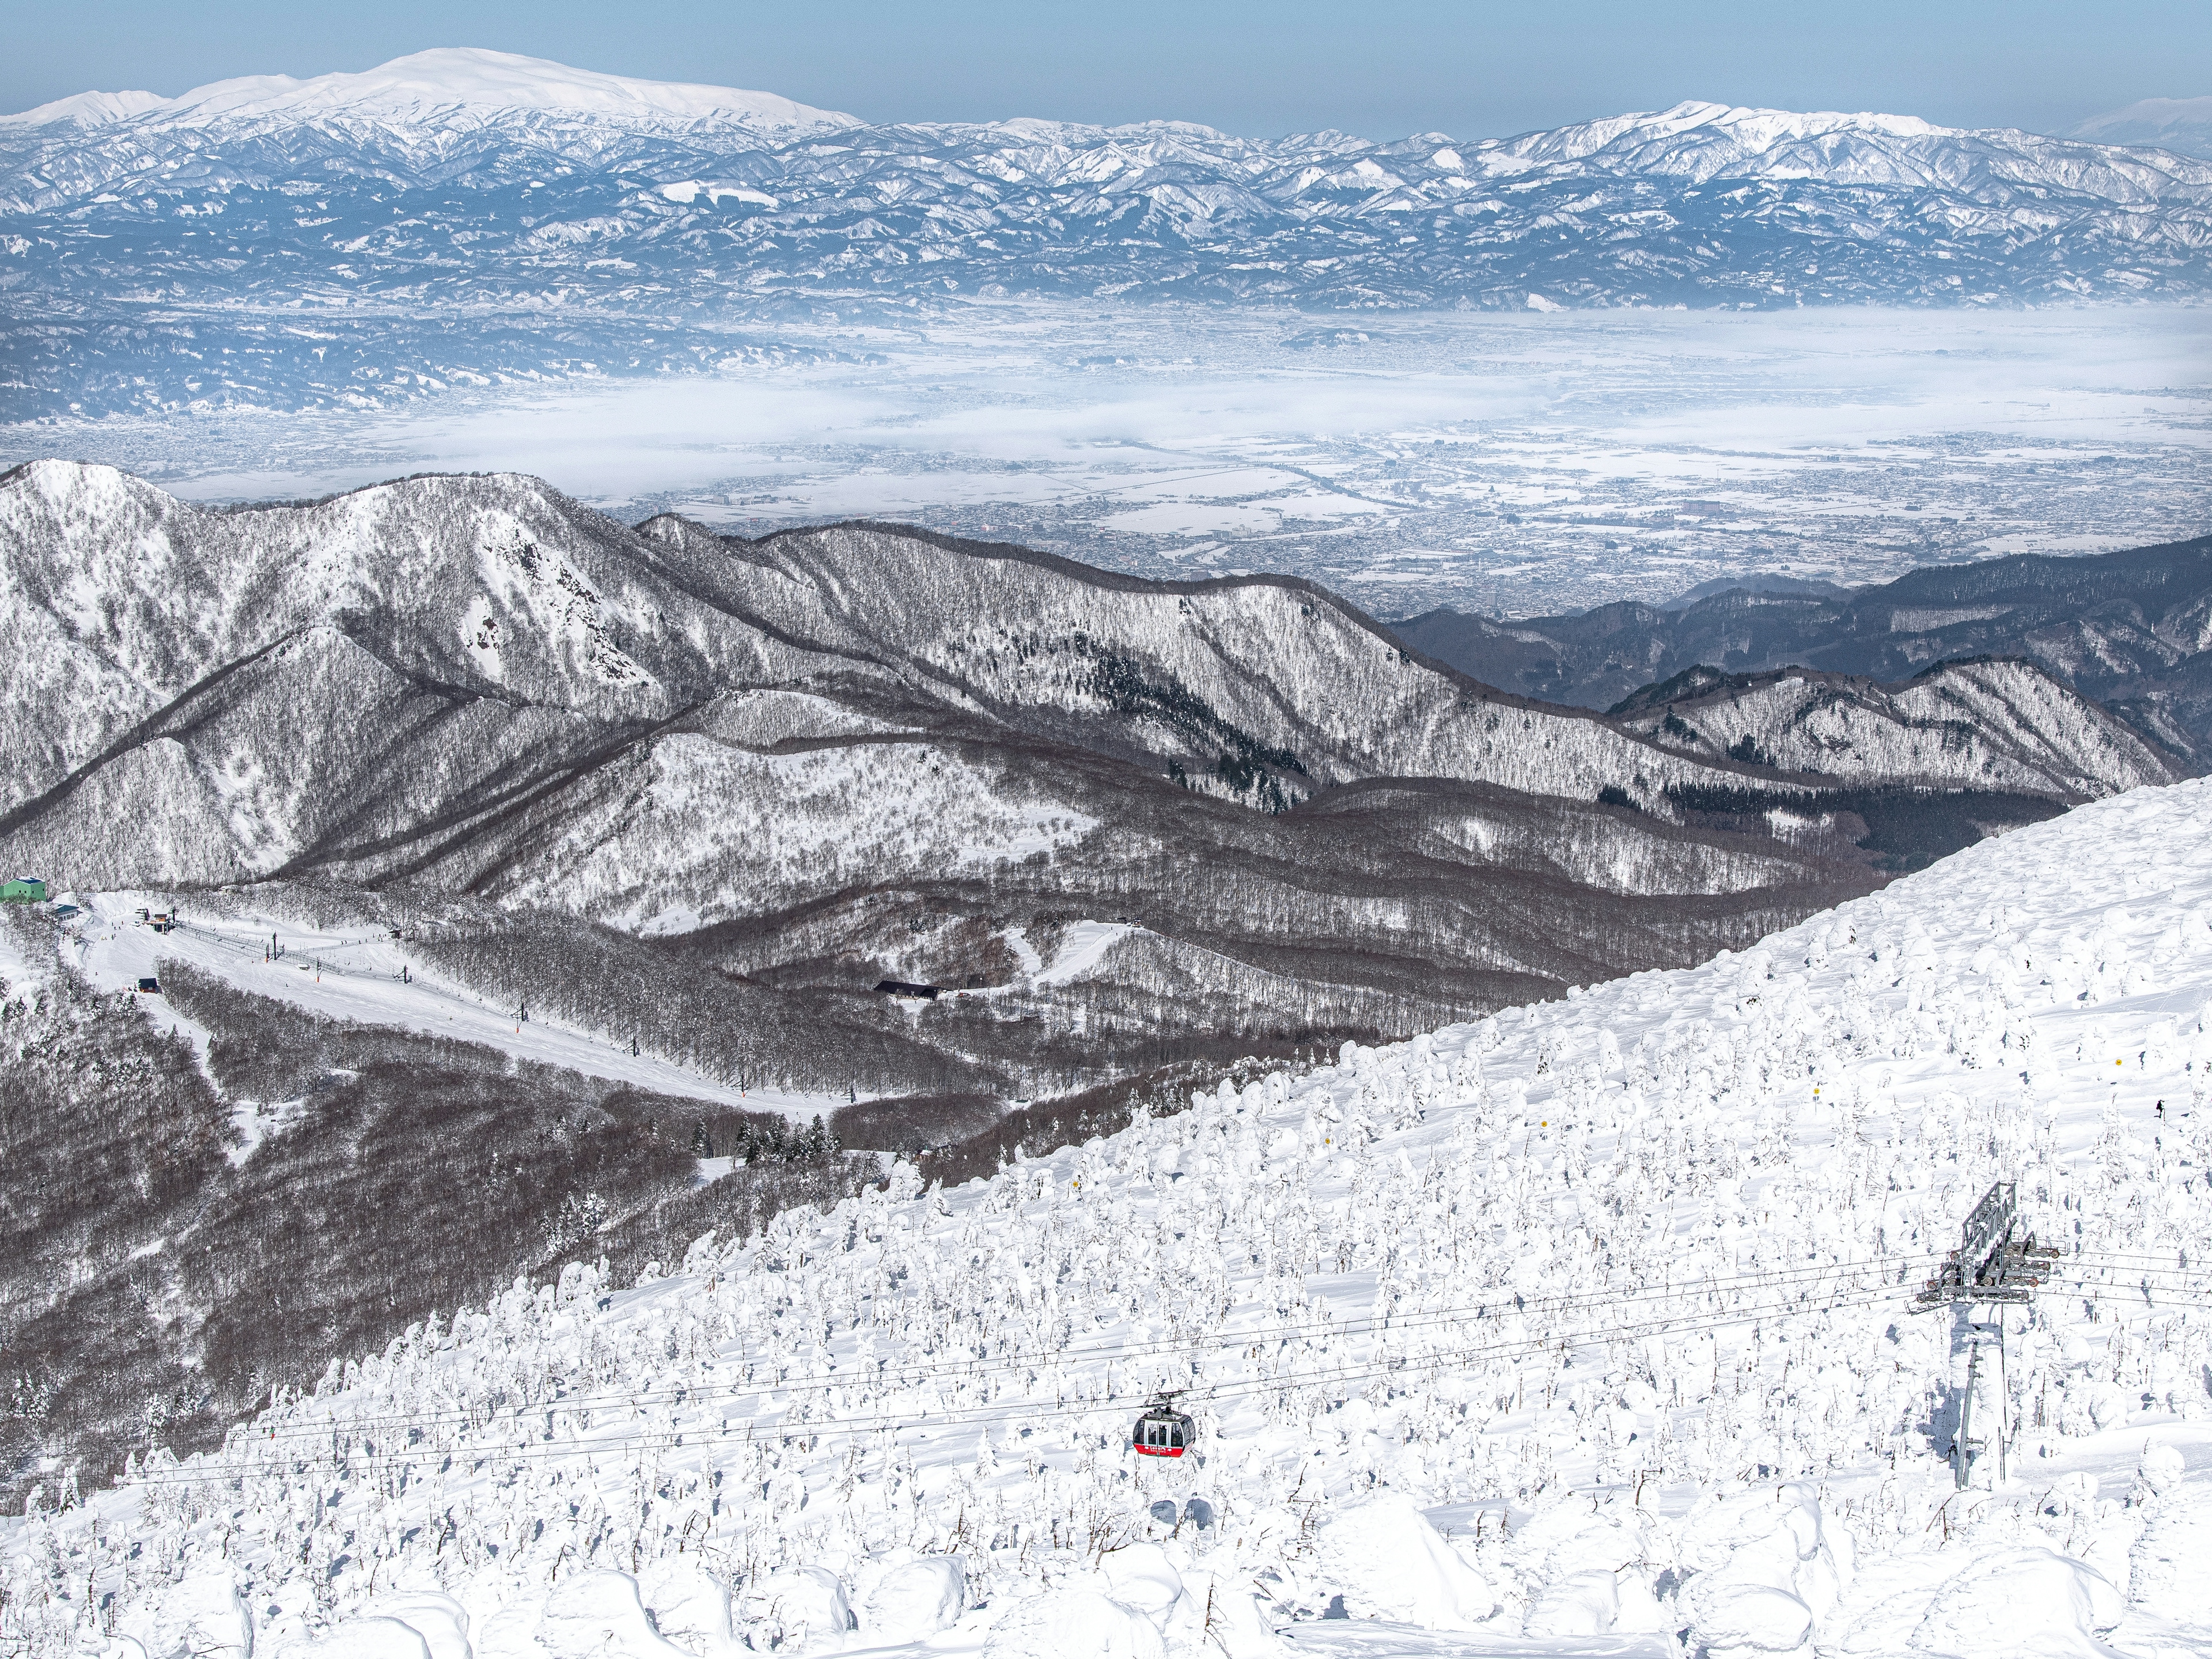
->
6;0;2204;138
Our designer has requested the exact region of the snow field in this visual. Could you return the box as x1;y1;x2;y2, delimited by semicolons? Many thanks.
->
556;736;1097;935
12;781;2212;1656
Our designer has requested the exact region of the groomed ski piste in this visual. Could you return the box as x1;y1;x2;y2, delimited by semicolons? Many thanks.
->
10;782;2212;1658
52;894;853;1122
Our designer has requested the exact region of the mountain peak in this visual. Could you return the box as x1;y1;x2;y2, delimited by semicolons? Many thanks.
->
0;87;165;128
2070;93;2212;160
3;47;858;132
1481;99;1969;177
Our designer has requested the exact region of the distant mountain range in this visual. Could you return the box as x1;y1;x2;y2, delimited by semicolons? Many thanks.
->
1389;532;2212;757
5;50;2211;416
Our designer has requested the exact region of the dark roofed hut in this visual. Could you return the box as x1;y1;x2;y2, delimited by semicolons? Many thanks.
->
873;979;941;1001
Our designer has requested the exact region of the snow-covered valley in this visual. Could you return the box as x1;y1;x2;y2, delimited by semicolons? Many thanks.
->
12;772;2212;1657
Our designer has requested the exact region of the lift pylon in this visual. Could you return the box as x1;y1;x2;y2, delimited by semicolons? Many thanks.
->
1912;1181;2061;1312
1916;1180;2056;1490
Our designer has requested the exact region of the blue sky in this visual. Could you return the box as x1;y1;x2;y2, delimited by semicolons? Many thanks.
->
7;0;2205;137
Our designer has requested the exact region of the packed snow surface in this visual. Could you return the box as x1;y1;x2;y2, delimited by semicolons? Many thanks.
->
12;781;2212;1656
57;892;851;1120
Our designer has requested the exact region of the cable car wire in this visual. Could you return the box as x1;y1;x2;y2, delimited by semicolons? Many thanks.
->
105;1245;2204;1492
188;1248;1941;1455
116;1277;1930;1490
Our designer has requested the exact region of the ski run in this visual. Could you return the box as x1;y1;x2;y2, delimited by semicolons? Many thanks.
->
55;894;846;1121
10;779;2212;1658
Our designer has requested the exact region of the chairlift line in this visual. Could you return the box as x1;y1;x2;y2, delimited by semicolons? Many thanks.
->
194;1249;1949;1452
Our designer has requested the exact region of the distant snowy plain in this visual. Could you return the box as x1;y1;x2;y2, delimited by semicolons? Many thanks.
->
18;304;2207;618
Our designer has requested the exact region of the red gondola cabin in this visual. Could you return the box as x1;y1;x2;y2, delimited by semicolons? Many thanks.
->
1132;1396;1194;1458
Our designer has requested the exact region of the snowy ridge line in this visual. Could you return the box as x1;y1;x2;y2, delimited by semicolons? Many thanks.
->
165;1248;1945;1450
131;1275;1941;1486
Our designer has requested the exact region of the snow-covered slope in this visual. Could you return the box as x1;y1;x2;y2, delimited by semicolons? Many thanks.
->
12;774;2212;1657
7;59;2211;415
639;517;1770;808
2;461;2161;905
1394;530;2212;759
0;459;809;802
0;464;1675;866
1616;659;2179;797
59;889;793;1110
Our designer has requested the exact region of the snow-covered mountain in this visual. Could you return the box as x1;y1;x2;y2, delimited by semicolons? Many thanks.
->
0;460;2154;899
1612;660;2177;798
0;461;1801;1120
9;770;2211;1658
0;48;851;173
1391;530;2212;756
2073;95;2212;161
1;453;2165;1131
0;457;1726;873
6;56;2210;415
26;48;852;130
0;88;168;130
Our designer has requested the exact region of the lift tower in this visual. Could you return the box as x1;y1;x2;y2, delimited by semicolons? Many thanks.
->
1914;1181;2061;1489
